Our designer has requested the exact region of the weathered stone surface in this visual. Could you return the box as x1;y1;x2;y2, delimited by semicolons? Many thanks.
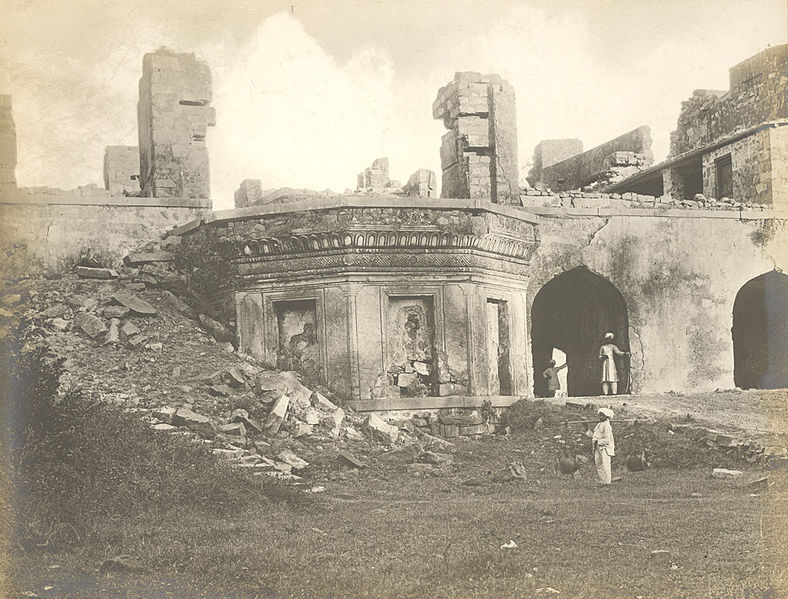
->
127;333;148;347
153;406;177;424
198;313;233;342
438;411;484;426
362;413;399;444
712;468;743;479
74;312;107;338
293;422;313;438
121;321;141;337
277;449;309;471
124;252;173;266
234;179;264;208
304;408;320;426
217;422;247;442
208;384;232;397
104;145;140;196
111;290;157;316
42;304;68;318
172;408;215;438
76;266;118;279
402;168;437;198
225;367;246;387
380;443;423;462
152;423;177;432
105;318;121;344
162;290;195;318
263;394;289;436
138;49;215;200
51;317;70;331
338;452;366;469
102;305;130;319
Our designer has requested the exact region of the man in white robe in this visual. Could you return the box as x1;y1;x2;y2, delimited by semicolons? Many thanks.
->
585;407;616;485
599;332;629;395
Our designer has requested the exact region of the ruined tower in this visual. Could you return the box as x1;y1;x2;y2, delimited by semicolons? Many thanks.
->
137;49;215;200
433;73;519;203
0;95;17;190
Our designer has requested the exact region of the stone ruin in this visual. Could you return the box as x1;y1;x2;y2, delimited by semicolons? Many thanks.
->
433;72;519;203
137;49;216;199
0;95;16;190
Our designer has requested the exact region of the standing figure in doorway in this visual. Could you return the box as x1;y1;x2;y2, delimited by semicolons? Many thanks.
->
542;359;567;398
599;332;629;395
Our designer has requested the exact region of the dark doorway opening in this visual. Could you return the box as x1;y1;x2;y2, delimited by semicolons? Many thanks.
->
531;267;630;397
733;271;788;389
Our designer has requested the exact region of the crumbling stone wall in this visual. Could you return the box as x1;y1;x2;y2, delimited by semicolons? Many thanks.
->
103;146;141;196
234;179;263;208
529;138;583;186
137;49;216;200
670;45;788;157
357;158;391;192
433;73;518;203
0;94;16;190
526;209;788;395
402;169;437;198
538;126;653;191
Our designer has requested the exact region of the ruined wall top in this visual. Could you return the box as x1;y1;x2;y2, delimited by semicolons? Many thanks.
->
433;72;519;204
137;48;215;201
670;45;788;158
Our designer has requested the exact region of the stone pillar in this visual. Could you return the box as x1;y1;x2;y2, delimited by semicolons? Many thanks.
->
402;168;437;198
103;145;141;195
433;73;519;203
137;49;216;201
0;95;17;190
234;179;263;208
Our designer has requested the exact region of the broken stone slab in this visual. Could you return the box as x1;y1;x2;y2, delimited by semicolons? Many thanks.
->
111;290;157;316
420;431;455;448
344;426;364;441
277;449;309;471
102;305;130;319
225;367;246;388
312;390;339;412
379;443;423;463
420;450;453;465
74;312;107;338
217;422;247;443
231;410;263;433
208;384;233;398
204;370;224;386
51;318;70;331
172;408;216;438
326;407;345;437
121;321;141;336
396;372;418;388
413;361;431;376
438;383;467;396
362;413;399;444
127;333;148;348
105;318;121;344
293;422;314;438
304;408;320;426
161;290;195;318
152;423;177;432
263;394;289;436
257;371;313;409
76;266;118;280
152;406;177;424
124;251;174;266
198;313;233;342
712;468;743;480
41;304;68;318
338;451;367;469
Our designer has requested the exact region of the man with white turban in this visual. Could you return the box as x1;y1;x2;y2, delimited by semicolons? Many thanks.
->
599;332;629;395
585;408;616;485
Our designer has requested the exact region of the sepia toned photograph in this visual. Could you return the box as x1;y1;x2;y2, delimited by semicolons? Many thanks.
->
1;1;787;597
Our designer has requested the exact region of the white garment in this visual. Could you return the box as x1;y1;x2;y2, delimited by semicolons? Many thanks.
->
586;419;615;485
599;343;625;382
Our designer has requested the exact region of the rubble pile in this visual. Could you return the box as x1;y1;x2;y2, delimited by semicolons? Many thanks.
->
520;188;768;211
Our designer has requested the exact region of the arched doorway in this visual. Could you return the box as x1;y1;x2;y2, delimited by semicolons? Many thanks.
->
531;267;630;397
733;270;788;389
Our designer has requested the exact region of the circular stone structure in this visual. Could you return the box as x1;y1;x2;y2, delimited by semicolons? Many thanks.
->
177;195;540;406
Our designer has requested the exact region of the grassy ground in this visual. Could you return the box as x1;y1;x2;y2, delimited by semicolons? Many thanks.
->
8;431;787;599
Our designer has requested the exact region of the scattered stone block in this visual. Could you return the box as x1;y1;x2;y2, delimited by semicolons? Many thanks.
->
362;413;399;444
111;290;157;316
124;251;174;266
217;422;247;443
305;408;320;425
74;313;107;338
338;452;367;469
102;305;130;319
438;411;484;426
380;443;423;463
420;450;453;465
121;321;141;337
76;266;118;279
293;422;314;438
153;406;177;424
127;333;148;347
51;318;70;331
263;394;289;436
225;367;246;388
198;313;233;342
172;408;216;438
438;383;466;396
344;426;364;441
277;449;309;471
42;304;68;318
712;468;743;479
396;372;418;387
208;384;233;397
105;318;121;344
313;390;338;411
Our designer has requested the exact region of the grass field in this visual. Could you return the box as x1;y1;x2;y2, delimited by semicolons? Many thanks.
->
8;430;787;599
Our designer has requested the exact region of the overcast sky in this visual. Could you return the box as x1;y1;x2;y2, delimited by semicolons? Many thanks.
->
1;0;786;208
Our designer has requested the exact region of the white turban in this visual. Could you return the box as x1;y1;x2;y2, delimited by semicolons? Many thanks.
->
598;408;615;419
605;332;614;339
